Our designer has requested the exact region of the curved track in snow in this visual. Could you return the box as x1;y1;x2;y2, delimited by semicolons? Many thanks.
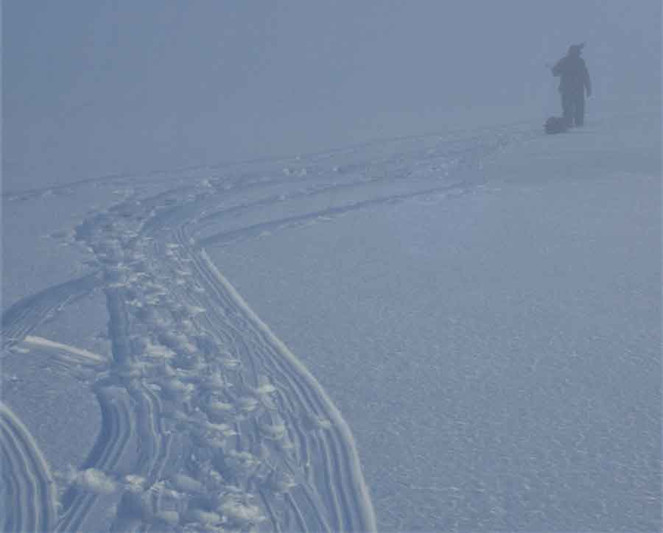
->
2;124;531;531
0;404;58;533
2;273;99;351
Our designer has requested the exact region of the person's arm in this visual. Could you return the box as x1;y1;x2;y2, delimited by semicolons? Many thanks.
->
551;58;564;77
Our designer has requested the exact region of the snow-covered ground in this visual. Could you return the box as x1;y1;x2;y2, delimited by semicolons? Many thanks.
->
2;108;660;532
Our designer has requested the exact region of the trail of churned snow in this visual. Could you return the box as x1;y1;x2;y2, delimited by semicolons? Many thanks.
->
1;121;537;531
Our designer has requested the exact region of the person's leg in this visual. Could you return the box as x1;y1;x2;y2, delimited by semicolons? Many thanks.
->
574;94;585;126
561;92;574;126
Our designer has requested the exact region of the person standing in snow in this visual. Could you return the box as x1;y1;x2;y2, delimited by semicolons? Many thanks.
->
552;43;592;127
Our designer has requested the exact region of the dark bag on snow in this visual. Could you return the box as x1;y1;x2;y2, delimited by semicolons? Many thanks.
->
544;116;569;134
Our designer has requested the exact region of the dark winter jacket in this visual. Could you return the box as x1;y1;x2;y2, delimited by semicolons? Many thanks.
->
552;55;591;97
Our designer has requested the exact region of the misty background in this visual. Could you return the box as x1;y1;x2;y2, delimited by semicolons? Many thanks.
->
4;0;661;191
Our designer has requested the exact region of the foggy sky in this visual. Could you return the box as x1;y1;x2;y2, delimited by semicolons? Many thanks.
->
3;0;661;190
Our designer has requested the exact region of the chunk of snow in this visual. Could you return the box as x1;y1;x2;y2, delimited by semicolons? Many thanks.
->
155;510;180;525
124;474;147;493
186;509;222;526
74;468;117;494
171;473;204;493
219;494;265;525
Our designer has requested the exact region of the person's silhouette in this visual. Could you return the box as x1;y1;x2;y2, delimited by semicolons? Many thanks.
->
552;44;592;127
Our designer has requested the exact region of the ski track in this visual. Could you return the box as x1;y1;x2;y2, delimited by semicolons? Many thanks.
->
1;125;531;531
0;403;58;533
2;273;100;351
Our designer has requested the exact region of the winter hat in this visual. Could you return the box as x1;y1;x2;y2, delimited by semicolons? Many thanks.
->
568;43;585;54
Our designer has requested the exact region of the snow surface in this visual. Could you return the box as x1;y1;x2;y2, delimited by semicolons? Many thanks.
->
1;109;661;532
